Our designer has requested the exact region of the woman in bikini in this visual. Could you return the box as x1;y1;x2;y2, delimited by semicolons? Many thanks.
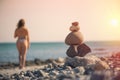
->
14;19;30;69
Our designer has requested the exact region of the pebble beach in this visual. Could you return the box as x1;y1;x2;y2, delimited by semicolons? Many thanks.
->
0;52;120;80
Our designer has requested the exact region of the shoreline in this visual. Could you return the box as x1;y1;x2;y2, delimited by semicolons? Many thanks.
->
0;53;120;80
0;65;46;75
0;57;65;75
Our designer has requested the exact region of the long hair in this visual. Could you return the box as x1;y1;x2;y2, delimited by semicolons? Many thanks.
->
17;19;25;29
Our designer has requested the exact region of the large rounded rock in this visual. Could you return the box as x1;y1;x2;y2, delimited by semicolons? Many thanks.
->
66;44;91;57
65;31;84;45
65;55;110;71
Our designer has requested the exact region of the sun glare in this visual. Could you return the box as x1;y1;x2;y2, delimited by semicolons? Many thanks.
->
111;19;118;27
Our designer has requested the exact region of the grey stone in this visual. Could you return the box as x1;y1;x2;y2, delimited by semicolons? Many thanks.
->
50;70;60;76
90;70;113;80
57;74;76;80
65;55;109;70
39;70;48;77
34;58;42;65
25;71;35;77
22;76;30;80
84;68;94;75
73;66;85;75
65;66;72;70
56;57;65;63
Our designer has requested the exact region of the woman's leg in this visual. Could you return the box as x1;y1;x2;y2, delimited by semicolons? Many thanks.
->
19;54;22;69
16;41;22;69
21;40;27;69
21;47;27;68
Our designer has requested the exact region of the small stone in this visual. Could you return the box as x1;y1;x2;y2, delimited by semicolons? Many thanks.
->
19;71;25;75
73;66;85;75
47;63;53;69
90;70;113;80
56;57;65;63
39;70;48;77
65;66;72;70
0;74;3;77
12;73;20;79
57;74;75;80
22;76;30;80
49;70;59;76
84;68;94;75
25;71;34;77
34;58;41;65
0;74;4;80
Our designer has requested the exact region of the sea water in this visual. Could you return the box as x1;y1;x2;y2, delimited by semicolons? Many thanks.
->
0;41;120;63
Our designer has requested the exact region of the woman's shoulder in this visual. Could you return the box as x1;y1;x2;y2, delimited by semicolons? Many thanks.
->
15;28;19;32
22;27;28;31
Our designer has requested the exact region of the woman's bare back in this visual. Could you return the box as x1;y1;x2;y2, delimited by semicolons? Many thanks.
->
14;27;28;38
14;27;29;51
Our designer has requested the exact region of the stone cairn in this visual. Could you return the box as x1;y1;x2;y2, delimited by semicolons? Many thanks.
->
65;21;91;58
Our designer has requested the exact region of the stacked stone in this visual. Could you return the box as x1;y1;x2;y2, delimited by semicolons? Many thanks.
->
65;22;84;45
65;22;89;58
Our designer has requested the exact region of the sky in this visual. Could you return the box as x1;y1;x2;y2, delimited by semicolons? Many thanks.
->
0;0;120;42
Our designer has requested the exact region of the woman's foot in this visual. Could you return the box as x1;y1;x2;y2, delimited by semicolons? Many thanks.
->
19;66;25;69
19;66;22;69
21;66;25;69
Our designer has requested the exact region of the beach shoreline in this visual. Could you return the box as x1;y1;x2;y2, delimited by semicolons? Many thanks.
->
0;57;65;75
0;53;120;80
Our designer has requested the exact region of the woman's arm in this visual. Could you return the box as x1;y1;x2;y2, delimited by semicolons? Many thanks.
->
26;28;30;49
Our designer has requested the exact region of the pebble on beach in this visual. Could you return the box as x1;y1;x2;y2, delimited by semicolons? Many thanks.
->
1;53;120;80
